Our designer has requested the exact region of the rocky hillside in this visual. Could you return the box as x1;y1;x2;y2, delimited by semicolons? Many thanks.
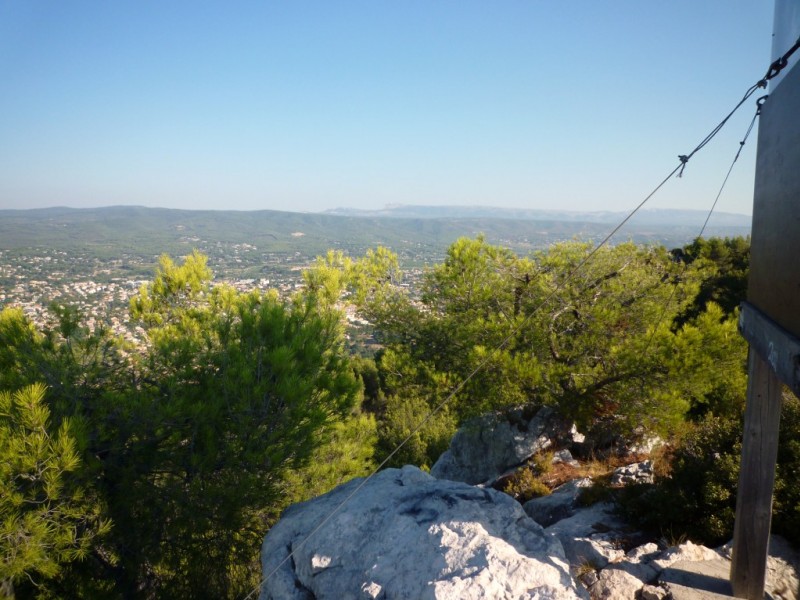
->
258;407;799;600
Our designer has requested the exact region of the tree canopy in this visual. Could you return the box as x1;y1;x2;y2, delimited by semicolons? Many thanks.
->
0;251;368;598
308;236;748;466
0;384;108;595
0;237;755;596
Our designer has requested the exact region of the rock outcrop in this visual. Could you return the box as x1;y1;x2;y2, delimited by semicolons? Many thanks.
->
259;465;588;600
430;406;578;485
610;460;654;486
260;404;800;600
544;501;629;570
583;537;800;599
523;477;592;528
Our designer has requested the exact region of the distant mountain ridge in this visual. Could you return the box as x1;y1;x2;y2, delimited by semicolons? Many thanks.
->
324;205;752;228
0;206;750;267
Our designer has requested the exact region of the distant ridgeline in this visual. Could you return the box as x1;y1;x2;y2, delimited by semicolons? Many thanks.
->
324;204;752;228
0;205;750;265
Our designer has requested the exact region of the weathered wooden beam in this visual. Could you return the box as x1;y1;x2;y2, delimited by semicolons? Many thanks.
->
730;350;783;599
738;301;800;396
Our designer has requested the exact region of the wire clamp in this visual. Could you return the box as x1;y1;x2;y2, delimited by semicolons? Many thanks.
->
755;95;769;115
766;57;788;81
763;35;800;82
677;155;689;178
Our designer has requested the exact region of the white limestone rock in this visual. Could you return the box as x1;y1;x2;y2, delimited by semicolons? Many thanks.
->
588;542;666;599
552;448;580;467
651;541;722;572
640;584;669;600
610;461;654;486
593;559;660;597
430;406;577;485
624;434;664;457
625;542;660;563
763;535;800;600
590;565;650;599
545;501;628;569
524;477;593;527
569;424;586;445
260;465;588;600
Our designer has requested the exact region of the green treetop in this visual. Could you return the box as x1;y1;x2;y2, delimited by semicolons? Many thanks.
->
0;384;109;597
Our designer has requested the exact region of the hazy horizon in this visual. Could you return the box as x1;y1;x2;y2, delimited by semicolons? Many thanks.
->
1;2;773;216
0;203;755;222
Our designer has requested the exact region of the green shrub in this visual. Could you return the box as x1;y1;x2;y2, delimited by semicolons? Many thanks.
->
618;415;741;545
576;477;614;507
377;393;456;469
282;413;378;509
620;390;800;547
503;467;551;503
774;392;800;544
0;384;109;594
531;450;554;477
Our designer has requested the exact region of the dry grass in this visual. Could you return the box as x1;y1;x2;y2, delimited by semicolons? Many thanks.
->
499;442;673;505
538;461;580;489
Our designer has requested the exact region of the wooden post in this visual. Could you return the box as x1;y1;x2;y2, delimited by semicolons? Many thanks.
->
730;350;783;599
731;32;800;594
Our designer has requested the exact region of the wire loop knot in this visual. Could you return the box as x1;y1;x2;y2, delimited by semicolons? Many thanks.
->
763;35;800;82
677;155;689;178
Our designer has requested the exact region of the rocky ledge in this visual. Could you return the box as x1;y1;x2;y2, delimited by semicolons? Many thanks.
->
259;407;799;599
260;465;587;600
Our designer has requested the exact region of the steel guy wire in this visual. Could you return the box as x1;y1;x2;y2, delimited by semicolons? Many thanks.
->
639;96;766;360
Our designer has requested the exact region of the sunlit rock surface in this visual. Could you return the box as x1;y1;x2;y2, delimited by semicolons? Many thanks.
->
259;465;588;600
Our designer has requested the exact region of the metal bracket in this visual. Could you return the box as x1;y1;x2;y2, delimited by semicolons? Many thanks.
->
738;301;800;397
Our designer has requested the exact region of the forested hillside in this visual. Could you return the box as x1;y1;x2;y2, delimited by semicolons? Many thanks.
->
3;235;799;599
0;206;751;267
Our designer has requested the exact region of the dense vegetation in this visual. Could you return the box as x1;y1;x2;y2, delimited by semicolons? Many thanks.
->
3;234;799;598
0;252;373;598
0;206;750;271
311;236;747;467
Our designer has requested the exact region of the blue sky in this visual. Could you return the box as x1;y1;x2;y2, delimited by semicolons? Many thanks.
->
0;1;775;215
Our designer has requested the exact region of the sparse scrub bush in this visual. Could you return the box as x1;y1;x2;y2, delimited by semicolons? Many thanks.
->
618;414;741;545
576;476;614;507
503;467;551;503
531;450;554;476
647;443;676;480
371;347;458;469
282;413;378;509
619;390;800;548
352;355;385;415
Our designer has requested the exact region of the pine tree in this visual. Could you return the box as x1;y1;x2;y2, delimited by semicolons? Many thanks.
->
0;384;108;597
